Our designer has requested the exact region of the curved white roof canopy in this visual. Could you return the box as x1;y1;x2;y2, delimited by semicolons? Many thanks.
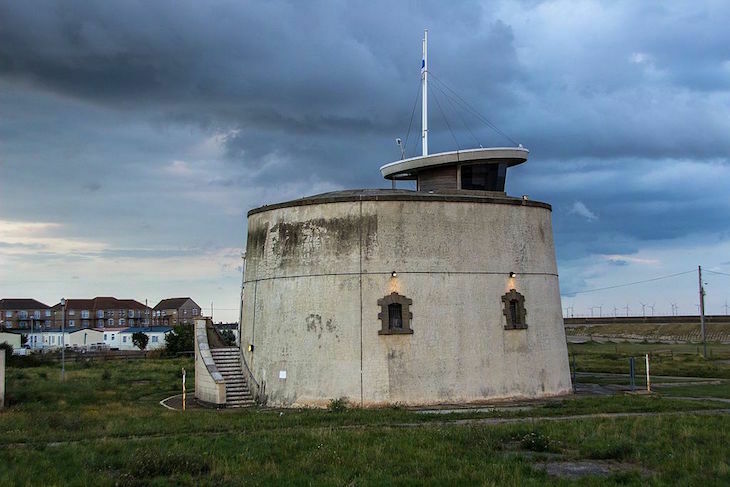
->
380;147;529;180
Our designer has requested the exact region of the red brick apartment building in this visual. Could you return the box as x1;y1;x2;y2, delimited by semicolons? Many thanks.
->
152;297;201;327
0;297;150;330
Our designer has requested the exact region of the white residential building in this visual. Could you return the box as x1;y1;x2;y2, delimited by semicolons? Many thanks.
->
117;327;172;350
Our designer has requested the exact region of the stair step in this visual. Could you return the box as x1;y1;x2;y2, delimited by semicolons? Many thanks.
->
226;388;250;396
227;395;254;401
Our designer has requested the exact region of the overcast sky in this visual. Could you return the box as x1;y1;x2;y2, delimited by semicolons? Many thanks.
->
1;0;729;321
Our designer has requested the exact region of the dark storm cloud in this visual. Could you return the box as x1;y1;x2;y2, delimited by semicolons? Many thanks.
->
0;0;523;184
1;0;729;295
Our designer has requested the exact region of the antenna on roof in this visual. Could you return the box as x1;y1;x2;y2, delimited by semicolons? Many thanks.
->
395;138;405;160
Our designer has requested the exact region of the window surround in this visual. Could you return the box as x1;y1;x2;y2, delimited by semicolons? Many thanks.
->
377;292;414;335
501;289;527;330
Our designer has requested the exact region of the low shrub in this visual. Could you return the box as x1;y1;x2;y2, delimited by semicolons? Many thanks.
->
328;397;348;413
519;431;553;452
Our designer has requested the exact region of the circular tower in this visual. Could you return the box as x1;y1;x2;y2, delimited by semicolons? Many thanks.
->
239;147;572;407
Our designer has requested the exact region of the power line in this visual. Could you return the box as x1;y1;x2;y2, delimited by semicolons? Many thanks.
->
431;87;460;150
705;269;730;277
567;270;696;295
431;81;481;147
427;71;519;146
402;80;422;159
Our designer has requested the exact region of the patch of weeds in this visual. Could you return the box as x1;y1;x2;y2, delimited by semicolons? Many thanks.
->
541;400;563;409
101;369;112;381
14;370;28;380
38;371;48;379
520;431;556;453
135;449;209;477
582;440;635;460
610;470;644;483
328;397;348;413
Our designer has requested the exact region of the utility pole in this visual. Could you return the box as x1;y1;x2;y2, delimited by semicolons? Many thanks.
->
613;306;618;318
724;300;729;316
640;302;647;318
699;266;707;358
60;298;66;381
624;304;630;317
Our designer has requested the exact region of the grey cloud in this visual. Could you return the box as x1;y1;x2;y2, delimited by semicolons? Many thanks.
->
82;181;101;192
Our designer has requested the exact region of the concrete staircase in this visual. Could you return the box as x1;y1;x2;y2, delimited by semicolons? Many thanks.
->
210;347;255;408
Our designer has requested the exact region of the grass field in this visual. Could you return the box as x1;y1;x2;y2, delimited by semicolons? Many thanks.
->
1;346;729;485
568;341;730;379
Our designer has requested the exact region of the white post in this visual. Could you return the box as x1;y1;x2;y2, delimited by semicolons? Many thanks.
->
645;353;651;392
421;29;428;156
182;367;186;411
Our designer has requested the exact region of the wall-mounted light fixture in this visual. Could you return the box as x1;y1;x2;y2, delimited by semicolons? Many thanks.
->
509;272;517;278
247;344;255;352
391;271;398;278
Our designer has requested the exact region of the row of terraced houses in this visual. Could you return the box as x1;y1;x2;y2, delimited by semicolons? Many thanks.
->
0;297;201;330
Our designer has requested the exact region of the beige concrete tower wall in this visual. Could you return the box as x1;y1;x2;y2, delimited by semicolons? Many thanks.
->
241;196;572;407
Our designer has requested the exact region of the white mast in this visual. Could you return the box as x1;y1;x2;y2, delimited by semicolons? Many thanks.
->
421;29;428;156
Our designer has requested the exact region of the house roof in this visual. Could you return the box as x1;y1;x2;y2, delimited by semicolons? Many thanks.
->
26;327;104;333
121;327;173;334
51;297;148;310
153;298;194;310
0;298;50;310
